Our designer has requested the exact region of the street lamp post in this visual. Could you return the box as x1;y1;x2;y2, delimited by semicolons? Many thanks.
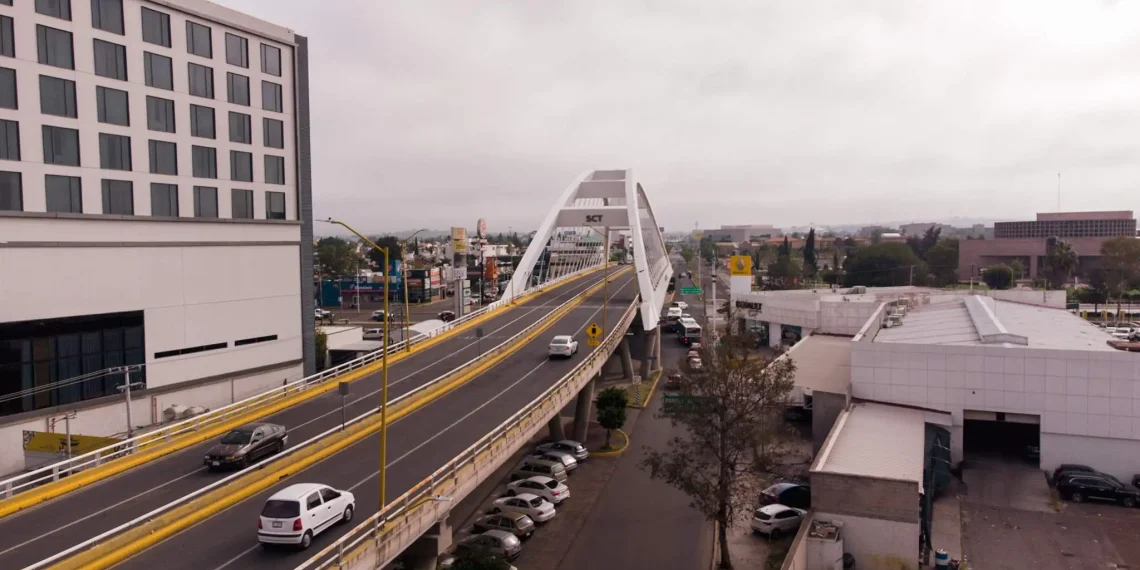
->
400;229;428;353
323;219;391;508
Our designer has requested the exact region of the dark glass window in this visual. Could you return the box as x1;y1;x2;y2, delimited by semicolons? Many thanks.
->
225;33;247;67
191;145;216;178
95;86;129;126
0;67;15;109
101;179;133;214
193;185;217;217
148;139;176;175
226;72;249;106
228;112;250;144
231;188;252;219
263;118;284;149
261;80;282;112
189;104;214;138
144;52;173;90
98;133;131;171
141;7;171;47
0;170;20;211
260;43;281;76
265;190;285;220
40;75;77;118
42;125;79;166
0;16;14;58
150;183;177;216
146;96;175;133
36;0;72;20
264;155;285;185
188;62;213;98
91;0;124;34
93;39;127;80
0;119;19;160
45;175;81;212
230;150;252;182
186;21;211;58
37;25;74;69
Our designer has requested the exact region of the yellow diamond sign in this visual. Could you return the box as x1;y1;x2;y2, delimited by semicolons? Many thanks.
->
586;323;602;339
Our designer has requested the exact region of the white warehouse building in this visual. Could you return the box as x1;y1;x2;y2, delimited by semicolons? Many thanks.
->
0;0;314;475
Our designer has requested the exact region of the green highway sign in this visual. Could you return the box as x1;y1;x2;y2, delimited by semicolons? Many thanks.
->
680;287;702;295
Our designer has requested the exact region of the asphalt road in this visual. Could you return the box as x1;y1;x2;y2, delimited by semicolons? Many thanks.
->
0;272;612;570
112;272;640;570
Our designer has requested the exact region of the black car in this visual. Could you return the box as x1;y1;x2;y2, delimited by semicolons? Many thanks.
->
438;310;457;322
760;482;811;509
1057;473;1139;507
1053;463;1096;484
204;423;287;470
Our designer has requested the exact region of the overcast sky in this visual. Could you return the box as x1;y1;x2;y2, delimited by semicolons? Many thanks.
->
220;0;1140;234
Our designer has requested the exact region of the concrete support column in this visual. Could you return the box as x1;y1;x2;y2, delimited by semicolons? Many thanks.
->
769;323;782;348
573;374;596;443
548;415;566;442
653;327;662;371
619;337;634;380
640;330;654;379
402;518;453;570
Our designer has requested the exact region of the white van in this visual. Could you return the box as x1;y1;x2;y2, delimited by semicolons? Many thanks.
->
258;483;356;549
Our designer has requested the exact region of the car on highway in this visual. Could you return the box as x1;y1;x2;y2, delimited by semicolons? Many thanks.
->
536;439;589;461
760;482;811;509
751;504;806;538
491;493;557;523
204;422;288;470
363;328;383;341
371;310;387;322
258;483;355;549
548;335;579;359
671;301;689;311
454;530;522;561
507;475;570;505
315;308;331;319
438;310;456;322
1057;472;1140;507
528;450;578;472
510;458;568;483
472;512;536;539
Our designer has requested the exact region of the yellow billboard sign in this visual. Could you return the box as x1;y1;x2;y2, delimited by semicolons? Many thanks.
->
729;255;753;276
451;227;468;254
23;430;121;455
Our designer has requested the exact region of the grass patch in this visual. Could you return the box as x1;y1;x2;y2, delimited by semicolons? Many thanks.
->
765;537;792;570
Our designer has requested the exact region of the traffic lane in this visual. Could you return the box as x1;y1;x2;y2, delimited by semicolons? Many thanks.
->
0;274;605;568
114;275;638;570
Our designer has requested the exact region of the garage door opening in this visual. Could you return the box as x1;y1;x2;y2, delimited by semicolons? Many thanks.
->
963;410;1040;467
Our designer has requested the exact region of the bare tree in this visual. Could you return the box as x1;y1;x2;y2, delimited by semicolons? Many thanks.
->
640;321;796;569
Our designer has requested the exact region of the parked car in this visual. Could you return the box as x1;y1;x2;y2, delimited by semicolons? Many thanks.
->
507;476;570;505
314;308;331;319
258;483;355;549
528;450;578;473
491;493;556;523
1057;473;1140;507
760;482;811;509
371;310;387;322
548;335;579;359
455;530;522;561
509;459;568;483
1053;464;1097;484
362;328;383;341
687;356;703;370
438;310;457;322
536;440;589;461
751;504;806;538
204;423;287;470
665;371;683;390
472;512;535;540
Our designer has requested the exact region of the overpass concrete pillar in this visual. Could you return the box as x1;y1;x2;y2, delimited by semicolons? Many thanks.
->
653;326;662;371
548;414;567;442
573;374;597;443
769;323;782;348
401;517;453;570
619;337;634;380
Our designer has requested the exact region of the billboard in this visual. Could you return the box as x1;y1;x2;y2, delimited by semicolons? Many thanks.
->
477;218;488;237
729;255;753;276
451;227;468;254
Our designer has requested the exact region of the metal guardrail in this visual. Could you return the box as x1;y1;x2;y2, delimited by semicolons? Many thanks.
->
296;299;640;570
0;265;601;500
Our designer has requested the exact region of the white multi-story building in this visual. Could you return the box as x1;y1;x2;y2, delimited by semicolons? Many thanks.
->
0;0;313;474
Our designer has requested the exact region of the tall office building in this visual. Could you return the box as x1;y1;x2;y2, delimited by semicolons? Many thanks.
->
0;0;313;474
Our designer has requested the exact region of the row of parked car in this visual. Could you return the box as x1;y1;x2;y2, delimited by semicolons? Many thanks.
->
440;440;590;566
751;482;812;538
1053;464;1140;507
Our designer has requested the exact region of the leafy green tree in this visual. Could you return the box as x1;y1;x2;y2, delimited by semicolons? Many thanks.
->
982;264;1013;289
766;255;802;290
924;239;959;286
777;236;791;256
700;236;716;264
314;328;327;370
803;228;817;274
842;243;926;287
1045;238;1079;287
365;236;404;270
316;237;360;277
1009;259;1025;281
1100;236;1140;313
680;244;695;264
595;387;629;450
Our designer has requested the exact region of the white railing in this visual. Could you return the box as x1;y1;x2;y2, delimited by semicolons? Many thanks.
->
24;272;615;570
0;264;603;501
296;300;640;570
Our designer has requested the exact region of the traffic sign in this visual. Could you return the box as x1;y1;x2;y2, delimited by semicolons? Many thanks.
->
586;338;600;347
680;287;702;295
586;323;602;339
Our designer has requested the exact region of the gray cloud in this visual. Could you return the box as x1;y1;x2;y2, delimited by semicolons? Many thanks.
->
220;0;1140;233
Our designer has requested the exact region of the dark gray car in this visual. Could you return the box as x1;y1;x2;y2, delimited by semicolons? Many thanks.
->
204;422;287;470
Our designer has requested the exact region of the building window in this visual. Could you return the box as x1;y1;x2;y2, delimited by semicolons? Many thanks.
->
144;52;173;90
0;16;13;58
186;20;211;58
191;145;216;178
45;174;81;212
225;33;247;68
188;62;214;99
226;72;249;106
150;182;177;216
260;43;281;76
146;95;174;132
42;125;79;165
90;0;124;35
93;39;127;80
0;170;20;211
148;139;176;175
264;155;285;185
263;118;284;149
189;104;214;138
36;0;72;21
37;25;74;70
231;188;252;219
193;185;217;217
261;80;282;112
0;67;15;109
230;150;252;182
0;119;19;160
39;75;77;118
265;190;285;220
98;133;131;171
95;86;129;126
228;112;250;144
101;179;133;214
140;7;170;47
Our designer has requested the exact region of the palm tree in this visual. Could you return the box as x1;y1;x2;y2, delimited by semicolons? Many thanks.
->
1046;239;1079;287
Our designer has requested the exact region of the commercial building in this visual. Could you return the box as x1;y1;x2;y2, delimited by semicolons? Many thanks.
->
0;0;312;475
695;224;781;243
958;211;1137;279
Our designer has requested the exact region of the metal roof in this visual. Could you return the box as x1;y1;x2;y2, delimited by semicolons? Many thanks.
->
785;334;852;396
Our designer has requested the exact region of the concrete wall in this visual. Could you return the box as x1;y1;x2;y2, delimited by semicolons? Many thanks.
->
819;300;881;336
814;512;920;570
811;471;919;523
812;391;847;454
1041;432;1140;482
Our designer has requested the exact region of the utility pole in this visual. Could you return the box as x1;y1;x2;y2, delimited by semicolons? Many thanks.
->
909;264;914;286
115;366;144;439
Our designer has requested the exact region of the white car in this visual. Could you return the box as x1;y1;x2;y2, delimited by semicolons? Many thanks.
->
536;440;589;461
548;335;579;358
688;356;703;370
751;504;805;538
314;308;331;319
362;328;383;341
371;310;387;321
672;301;689;310
259;483;355;549
506;476;570;505
492;493;556;523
